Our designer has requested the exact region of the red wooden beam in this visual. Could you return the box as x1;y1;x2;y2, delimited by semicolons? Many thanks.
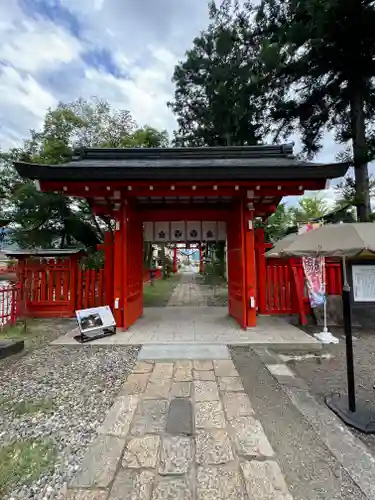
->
40;179;326;189
40;180;326;198
138;208;230;221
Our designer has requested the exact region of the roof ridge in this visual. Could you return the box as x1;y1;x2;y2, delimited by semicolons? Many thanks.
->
71;144;295;162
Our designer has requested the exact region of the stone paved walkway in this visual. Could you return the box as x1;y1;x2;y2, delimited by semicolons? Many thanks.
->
167;273;206;307
66;358;293;499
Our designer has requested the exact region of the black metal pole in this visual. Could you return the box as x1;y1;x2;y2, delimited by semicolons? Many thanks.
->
342;283;356;412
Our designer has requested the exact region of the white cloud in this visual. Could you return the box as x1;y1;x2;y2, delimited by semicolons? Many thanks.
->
0;65;57;149
0;0;365;201
0;19;82;73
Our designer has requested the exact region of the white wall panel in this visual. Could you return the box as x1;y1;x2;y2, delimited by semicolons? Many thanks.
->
186;221;202;241
170;221;186;242
154;222;170;242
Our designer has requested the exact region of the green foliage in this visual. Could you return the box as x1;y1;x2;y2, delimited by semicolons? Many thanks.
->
0;439;56;497
168;0;269;146
143;274;180;307
0;398;54;416
254;0;375;220
264;203;295;242
292;194;329;223
81;251;105;271
121;126;169;148
169;0;375;221
0;97;169;250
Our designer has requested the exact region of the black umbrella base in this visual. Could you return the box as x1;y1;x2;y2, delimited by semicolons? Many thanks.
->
326;394;375;434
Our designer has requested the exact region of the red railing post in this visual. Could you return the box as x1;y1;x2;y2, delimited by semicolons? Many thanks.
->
173;246;177;273
255;228;267;314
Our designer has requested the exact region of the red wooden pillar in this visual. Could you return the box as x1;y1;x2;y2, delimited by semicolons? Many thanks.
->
243;204;257;327
255;228;267;314
199;246;204;273
69;254;79;315
113;207;124;327
102;231;114;307
173;246;178;273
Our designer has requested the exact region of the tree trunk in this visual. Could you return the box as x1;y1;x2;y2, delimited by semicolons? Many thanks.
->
160;244;167;280
350;88;371;221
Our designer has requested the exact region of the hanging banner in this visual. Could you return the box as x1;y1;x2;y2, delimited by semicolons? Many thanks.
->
298;222;326;308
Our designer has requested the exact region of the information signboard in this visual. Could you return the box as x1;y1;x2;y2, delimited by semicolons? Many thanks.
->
74;305;116;343
352;265;375;302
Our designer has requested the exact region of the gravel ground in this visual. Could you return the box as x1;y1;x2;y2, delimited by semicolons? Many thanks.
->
286;325;375;457
231;347;368;500
0;319;76;371
0;345;139;499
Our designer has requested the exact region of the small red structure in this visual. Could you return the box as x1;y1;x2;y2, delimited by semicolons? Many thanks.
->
14;145;349;329
3;249;105;318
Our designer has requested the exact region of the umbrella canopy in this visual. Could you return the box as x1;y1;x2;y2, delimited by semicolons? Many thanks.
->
274;222;375;258
266;233;298;258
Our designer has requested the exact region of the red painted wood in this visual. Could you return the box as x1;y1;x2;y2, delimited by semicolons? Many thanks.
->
290;264;308;325
113;211;124;326
255;228;267;314
0;284;19;327
243;208;256;327
173;247;177;273
140;208;229;222
76;266;83;310
227;200;247;329
264;258;342;323
97;269;104;307
103;232;114;306
123;204;144;329
41;179;326;196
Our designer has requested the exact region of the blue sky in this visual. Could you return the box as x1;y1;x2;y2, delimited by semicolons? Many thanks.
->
0;0;366;208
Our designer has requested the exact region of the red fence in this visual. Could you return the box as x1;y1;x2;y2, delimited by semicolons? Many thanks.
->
143;268;162;283
17;262;106;318
1;252;343;327
1;258;163;325
265;258;342;321
0;284;19;328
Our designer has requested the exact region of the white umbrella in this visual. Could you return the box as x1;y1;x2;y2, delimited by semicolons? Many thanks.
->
274;222;375;433
277;222;375;258
267;232;338;344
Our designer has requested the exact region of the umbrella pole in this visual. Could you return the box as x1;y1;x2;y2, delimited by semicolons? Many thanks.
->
326;255;375;433
341;257;356;412
314;257;338;344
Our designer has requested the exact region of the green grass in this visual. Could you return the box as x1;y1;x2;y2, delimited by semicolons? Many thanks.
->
0;323;27;340
143;274;180;307
0;439;56;497
0;397;54;416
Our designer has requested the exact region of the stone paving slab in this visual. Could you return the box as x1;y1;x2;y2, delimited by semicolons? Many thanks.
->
69;434;126;489
197;463;246;500
108;469;154;500
171;381;192;398
97;395;139;437
152;476;193;500
241;460;294;500
66;358;293;500
166;398;193;435
53;307;320;350
122;435;160;468
230;416;275;457
195;401;226;428
159;435;194;475
196;429;234;465
138;343;230;360
66;490;108;500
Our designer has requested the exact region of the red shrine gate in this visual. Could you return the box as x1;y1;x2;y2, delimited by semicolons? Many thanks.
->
13;145;349;330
